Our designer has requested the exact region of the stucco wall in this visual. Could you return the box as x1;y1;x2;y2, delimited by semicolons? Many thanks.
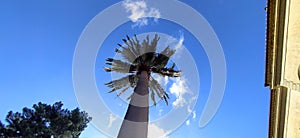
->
284;0;300;85
283;0;300;137
286;89;300;138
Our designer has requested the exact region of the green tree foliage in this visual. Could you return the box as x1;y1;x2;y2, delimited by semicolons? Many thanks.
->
0;121;5;137
0;102;91;138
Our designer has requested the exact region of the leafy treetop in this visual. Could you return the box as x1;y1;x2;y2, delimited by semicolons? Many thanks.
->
0;101;91;138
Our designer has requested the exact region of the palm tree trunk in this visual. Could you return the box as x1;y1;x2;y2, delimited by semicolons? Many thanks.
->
117;71;149;138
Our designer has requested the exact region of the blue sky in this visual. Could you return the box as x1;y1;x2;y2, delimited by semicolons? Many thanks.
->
0;0;269;138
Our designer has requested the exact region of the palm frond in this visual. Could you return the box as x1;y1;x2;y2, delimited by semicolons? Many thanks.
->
103;67;112;72
117;86;130;97
141;35;149;55
151;46;175;70
148;34;158;53
105;34;181;106
126;42;138;58
160;46;176;57
133;52;156;67
128;74;138;87
104;58;137;73
152;66;182;77
150;90;156;106
115;48;122;53
149;76;169;105
105;75;136;93
117;43;137;63
163;95;168;106
149;78;162;98
134;34;142;56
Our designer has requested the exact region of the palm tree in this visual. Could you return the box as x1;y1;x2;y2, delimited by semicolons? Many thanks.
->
104;34;181;138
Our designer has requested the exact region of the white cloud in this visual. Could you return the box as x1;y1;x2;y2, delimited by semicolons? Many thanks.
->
148;124;168;138
80;124;108;138
164;76;169;87
169;77;188;108
185;120;190;126
107;114;116;129
187;105;192;113
158;109;163;116
152;74;169;88
171;33;185;60
172;95;186;108
192;111;196;119
154;74;162;84
123;0;160;27
187;101;197;121
184;111;196;126
175;34;184;51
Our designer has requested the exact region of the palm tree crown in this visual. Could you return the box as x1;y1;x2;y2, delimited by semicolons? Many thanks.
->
104;34;181;105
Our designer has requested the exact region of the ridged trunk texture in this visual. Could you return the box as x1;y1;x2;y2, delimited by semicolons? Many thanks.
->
117;71;149;138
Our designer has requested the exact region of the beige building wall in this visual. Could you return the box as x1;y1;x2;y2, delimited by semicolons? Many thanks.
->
282;0;300;137
265;0;300;137
286;90;300;138
283;0;300;85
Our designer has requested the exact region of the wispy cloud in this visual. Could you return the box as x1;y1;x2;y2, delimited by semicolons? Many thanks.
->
187;105;197;119
158;109;164;116
107;114;116;129
163;76;169;87
169;33;185;60
192;111;196;119
152;74;169;89
148;124;168;138
175;34;184;51
185;111;196;126
185;120;190;126
169;77;188;108
187;105;192;113
123;0;160;27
